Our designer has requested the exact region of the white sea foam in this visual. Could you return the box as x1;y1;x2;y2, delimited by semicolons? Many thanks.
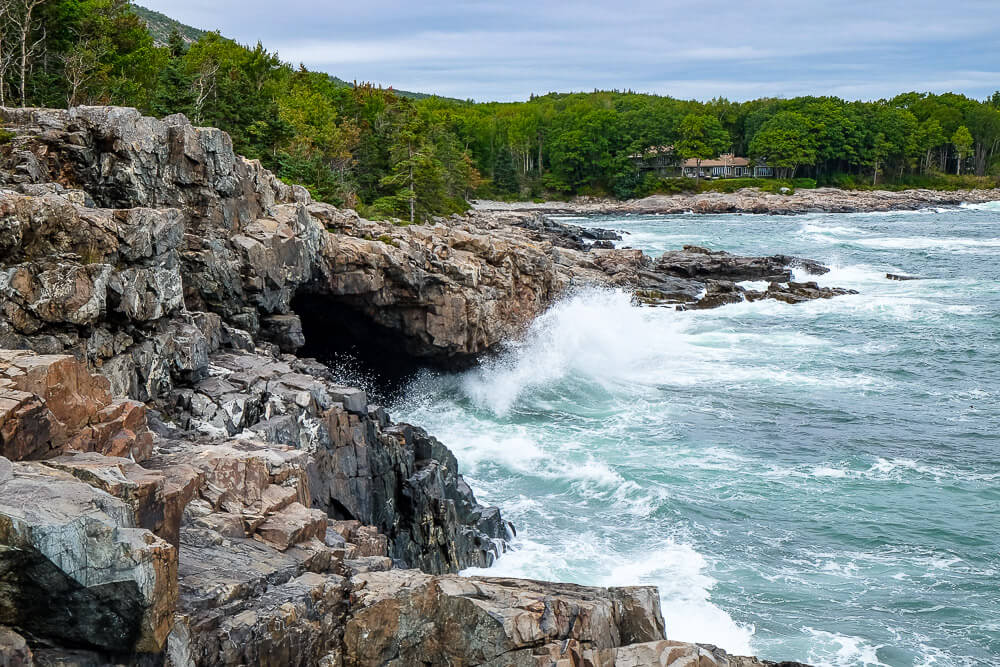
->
804;628;890;667
394;212;998;664
958;200;1000;211
798;264;887;286
800;223;869;237
459;289;693;415
458;288;892;409
812;466;849;479
601;543;756;653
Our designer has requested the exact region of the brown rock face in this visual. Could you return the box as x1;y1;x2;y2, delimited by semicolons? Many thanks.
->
344;571;676;666
0;350;153;461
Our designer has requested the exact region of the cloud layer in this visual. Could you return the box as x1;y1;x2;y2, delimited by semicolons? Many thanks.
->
142;0;1000;102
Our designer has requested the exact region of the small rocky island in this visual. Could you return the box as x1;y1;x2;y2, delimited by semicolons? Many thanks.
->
0;107;836;666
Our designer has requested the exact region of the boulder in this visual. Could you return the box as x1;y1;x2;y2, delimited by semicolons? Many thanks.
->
0;626;32;667
0;458;176;654
344;571;668;666
0;350;153;461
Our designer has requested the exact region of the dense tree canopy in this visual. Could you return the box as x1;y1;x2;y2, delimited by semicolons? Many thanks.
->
748;111;816;178
1;0;998;216
676;113;730;182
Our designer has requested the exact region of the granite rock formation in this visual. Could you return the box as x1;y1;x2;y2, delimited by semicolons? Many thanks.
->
0;106;821;666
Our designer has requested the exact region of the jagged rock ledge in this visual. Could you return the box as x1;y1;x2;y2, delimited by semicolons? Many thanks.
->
473;187;1000;216
0;106;821;666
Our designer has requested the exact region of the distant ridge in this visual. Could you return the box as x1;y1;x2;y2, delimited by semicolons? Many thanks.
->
131;4;206;46
131;4;463;103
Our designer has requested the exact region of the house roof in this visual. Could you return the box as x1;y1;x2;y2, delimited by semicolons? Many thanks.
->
682;155;750;168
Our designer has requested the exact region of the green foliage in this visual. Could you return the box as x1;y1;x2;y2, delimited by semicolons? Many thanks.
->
9;2;1000;212
676;113;730;162
950;125;974;176
492;147;519;194
748;111;817;178
130;4;206;45
824;171;993;191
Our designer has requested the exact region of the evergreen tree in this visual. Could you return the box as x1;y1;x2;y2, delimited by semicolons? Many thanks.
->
492;146;519;194
150;30;194;117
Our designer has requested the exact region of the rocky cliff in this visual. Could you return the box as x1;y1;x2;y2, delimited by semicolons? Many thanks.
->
0;107;821;666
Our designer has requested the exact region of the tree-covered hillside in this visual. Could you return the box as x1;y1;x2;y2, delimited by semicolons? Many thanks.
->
1;0;998;220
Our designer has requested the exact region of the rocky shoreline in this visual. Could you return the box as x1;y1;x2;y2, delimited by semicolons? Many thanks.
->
474;186;1000;216
0;107;844;666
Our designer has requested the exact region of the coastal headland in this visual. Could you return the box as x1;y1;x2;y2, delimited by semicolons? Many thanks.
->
0;106;963;666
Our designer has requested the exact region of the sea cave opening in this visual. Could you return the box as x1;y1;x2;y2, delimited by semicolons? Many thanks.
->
291;293;432;401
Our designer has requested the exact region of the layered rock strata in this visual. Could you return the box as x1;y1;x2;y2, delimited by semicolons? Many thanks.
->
0;106;825;665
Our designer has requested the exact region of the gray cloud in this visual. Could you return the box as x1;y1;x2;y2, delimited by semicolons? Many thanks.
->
141;0;999;101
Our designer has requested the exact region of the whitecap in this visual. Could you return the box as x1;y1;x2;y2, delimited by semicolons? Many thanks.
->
599;542;756;654
958;200;1000;212
804;628;890;667
800;223;868;236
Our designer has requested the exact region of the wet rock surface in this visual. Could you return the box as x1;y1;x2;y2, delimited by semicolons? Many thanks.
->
0;106;819;665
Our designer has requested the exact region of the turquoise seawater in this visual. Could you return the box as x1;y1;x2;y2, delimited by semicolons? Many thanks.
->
394;202;1000;666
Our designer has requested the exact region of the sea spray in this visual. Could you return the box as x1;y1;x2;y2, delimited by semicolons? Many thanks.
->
395;206;1000;666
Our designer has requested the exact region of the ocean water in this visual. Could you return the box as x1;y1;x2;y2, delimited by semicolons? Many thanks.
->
393;201;1000;666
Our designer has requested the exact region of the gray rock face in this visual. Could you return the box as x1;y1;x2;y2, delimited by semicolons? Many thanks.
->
0;459;177;654
166;349;508;573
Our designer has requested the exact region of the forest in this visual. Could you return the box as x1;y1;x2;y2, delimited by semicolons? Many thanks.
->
2;0;999;220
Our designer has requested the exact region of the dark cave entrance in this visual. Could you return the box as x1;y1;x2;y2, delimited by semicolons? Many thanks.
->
291;293;432;399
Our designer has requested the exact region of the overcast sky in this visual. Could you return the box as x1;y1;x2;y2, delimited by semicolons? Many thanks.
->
141;0;999;103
